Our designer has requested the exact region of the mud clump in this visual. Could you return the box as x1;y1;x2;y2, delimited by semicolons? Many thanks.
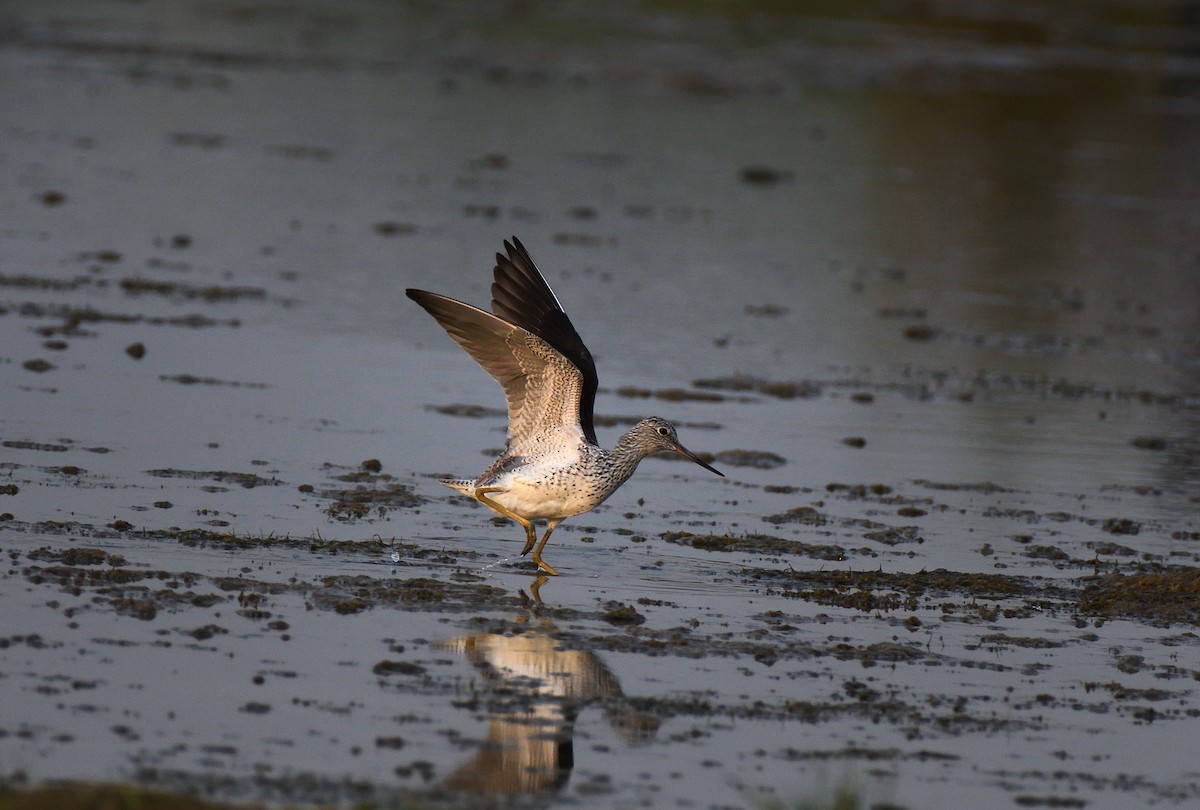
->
27;546;127;567
1088;541;1137;557
694;374;822;400
3;440;69;452
663;531;846;561
1079;568;1200;626
373;660;427;676
750;568;1030;614
187;624;228;640
977;633;1065;650
916;479;1012;493
713;449;785;469
0;782;255;810
602;602;645;625
427;403;506;419
312;576;508;614
763;506;825;526
320;482;423;521
373;221;418;237
904;324;938;341
26;302;240;336
863;526;923;546
25;562;149;587
159;374;270;388
113;597;159;620
739;165;792;186
119;277;266;301
1102;518;1140;536
328;596;370;614
744;303;789;317
827;482;894;497
1023;544;1070;561
313;462;425;520
615;385;726;403
147;469;281;489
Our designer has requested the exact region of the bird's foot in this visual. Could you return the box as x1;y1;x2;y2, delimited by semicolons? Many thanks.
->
531;553;559;576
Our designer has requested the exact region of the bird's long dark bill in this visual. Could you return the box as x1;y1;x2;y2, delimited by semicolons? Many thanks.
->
672;443;724;477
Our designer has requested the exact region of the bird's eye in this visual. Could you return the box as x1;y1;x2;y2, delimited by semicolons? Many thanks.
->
657;426;670;436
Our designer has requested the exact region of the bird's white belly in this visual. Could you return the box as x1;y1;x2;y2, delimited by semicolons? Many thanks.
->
488;469;608;521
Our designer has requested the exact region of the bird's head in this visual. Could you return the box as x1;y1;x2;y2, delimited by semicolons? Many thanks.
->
630;417;724;477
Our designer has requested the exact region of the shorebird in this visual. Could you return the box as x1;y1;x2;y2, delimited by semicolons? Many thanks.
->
406;237;723;575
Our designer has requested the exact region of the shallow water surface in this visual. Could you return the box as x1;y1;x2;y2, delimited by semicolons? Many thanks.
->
1;2;1199;808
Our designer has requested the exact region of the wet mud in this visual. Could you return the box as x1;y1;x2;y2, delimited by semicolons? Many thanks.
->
3;1;1199;809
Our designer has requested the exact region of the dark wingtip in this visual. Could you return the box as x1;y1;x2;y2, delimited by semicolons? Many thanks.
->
503;237;536;266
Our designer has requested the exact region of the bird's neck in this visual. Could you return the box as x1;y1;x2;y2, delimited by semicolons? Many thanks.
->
606;430;654;480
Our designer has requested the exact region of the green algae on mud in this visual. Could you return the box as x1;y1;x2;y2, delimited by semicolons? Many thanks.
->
662;530;848;561
711;449;787;469
311;575;509;614
26;546;127;566
315;460;425;522
0;782;274;810
18;538;519;621
147;469;282;488
1079;568;1200;627
744;562;1050;616
22;518;1200;632
9;302;242;335
746;561;1200;629
118;277;268;302
7;527;1200;807
0;779;455;810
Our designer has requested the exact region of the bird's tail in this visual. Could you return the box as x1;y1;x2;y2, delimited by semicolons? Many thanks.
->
440;479;475;497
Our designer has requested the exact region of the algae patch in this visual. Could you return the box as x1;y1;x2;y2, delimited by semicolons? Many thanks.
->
1079;568;1200;626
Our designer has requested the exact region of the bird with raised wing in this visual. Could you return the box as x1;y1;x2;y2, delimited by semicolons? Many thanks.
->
406;238;723;575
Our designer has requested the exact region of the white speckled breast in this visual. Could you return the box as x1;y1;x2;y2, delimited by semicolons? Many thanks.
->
480;444;640;521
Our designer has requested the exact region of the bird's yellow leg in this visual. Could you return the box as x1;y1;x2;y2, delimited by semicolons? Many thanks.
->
530;520;561;576
474;487;538;555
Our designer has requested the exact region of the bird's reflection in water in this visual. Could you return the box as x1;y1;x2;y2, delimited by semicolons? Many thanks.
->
438;615;659;795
